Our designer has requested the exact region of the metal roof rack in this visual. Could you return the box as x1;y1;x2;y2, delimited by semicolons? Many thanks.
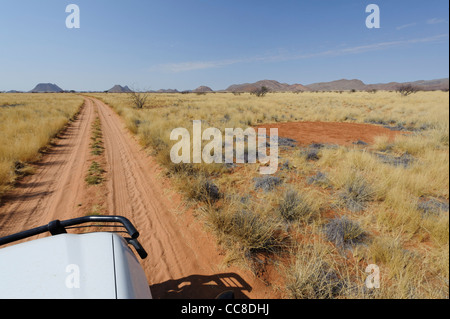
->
0;215;148;259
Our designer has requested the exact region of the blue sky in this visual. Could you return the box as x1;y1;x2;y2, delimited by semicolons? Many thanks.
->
0;0;448;91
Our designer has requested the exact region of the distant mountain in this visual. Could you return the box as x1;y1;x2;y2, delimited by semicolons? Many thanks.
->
305;79;367;91
225;80;309;92
107;85;132;93
223;78;448;93
30;83;63;93
156;89;179;93
366;78;449;91
306;78;449;91
193;86;213;93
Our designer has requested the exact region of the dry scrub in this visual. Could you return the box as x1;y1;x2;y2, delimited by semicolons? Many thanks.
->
90;91;449;299
0;93;84;198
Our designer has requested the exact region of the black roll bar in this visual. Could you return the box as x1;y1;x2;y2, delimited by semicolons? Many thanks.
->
0;215;147;259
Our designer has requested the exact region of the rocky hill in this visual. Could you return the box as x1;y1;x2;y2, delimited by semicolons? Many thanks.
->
107;85;132;93
305;79;367;91
192;86;213;93
225;80;309;92
366;78;449;91
30;83;63;93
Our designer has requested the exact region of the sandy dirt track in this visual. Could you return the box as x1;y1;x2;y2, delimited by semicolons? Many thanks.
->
0;97;278;299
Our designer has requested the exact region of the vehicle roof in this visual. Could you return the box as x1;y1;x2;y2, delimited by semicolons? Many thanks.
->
0;232;151;299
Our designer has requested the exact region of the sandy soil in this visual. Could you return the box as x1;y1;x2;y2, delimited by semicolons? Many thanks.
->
0;97;278;299
256;121;406;146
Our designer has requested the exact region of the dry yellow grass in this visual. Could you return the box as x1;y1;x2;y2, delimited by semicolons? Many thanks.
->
0;93;84;196
90;90;449;299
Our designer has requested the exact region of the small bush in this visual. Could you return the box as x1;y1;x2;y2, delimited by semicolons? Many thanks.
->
286;245;345;299
85;161;105;185
204;205;287;258
230;210;283;253
299;144;325;161
337;174;374;212
375;152;414;168
417;198;449;216
305;148;320;161
278;189;318;222
324;217;365;248
128;90;148;109
307;171;331;188
254;176;282;192
251;86;270;97
397;84;419;96
182;174;221;203
278;137;298;148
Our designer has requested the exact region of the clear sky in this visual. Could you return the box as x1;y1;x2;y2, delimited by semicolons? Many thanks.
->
0;0;448;91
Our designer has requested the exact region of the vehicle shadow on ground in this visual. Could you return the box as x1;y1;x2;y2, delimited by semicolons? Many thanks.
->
149;273;252;299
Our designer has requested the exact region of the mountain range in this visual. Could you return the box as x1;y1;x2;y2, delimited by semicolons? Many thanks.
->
225;80;309;92
101;78;449;94
225;78;449;92
3;78;448;94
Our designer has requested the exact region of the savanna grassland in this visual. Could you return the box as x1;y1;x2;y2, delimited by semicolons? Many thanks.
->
0;93;84;198
91;91;449;299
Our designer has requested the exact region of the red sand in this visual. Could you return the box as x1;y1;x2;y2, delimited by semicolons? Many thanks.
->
256;121;405;146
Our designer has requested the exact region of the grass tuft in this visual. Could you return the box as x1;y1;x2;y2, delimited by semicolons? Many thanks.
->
336;173;374;212
278;188;319;222
324;216;366;249
85;161;105;185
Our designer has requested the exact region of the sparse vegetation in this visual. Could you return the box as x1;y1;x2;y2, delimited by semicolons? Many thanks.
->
254;175;282;192
179;173;221;203
85;115;106;186
299;144;323;161
324;216;366;249
251;86;270;97
397;84;419;96
90;117;104;156
89;90;449;299
201;198;288;270
278;188;319;222
336;173;374;212
128;89;148;109
0;93;83;198
85;161;105;185
285;243;345;299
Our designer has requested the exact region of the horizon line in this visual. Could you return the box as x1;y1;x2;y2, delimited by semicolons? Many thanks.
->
2;76;449;93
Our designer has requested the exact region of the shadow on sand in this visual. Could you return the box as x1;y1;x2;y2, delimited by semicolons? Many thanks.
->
150;273;252;299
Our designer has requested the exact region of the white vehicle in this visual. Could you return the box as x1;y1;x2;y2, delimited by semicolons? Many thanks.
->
0;216;152;299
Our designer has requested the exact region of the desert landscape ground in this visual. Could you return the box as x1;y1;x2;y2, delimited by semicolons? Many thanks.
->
0;90;448;299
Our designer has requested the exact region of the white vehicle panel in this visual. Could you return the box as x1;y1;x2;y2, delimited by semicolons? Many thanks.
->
112;235;152;299
0;232;150;299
